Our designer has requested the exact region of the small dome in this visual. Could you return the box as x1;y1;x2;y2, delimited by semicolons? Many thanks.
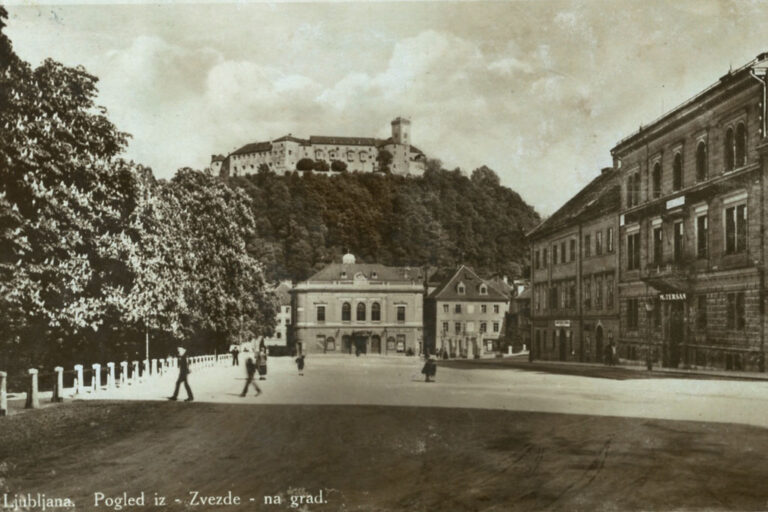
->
342;253;356;264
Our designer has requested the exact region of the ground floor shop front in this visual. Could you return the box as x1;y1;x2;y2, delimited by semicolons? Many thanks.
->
294;327;423;356
531;316;620;363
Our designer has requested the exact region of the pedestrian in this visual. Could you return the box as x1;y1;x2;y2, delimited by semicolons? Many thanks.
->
240;356;261;397
230;344;240;366
610;342;617;366
257;348;268;380
604;343;612;366
168;346;193;402
295;354;305;376
421;353;437;383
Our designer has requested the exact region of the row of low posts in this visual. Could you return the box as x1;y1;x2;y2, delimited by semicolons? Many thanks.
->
0;354;231;416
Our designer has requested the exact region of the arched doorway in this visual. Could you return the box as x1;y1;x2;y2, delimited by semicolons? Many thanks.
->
595;325;604;364
371;335;381;354
559;329;567;361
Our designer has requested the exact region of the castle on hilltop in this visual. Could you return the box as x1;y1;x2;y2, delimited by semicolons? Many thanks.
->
211;117;427;178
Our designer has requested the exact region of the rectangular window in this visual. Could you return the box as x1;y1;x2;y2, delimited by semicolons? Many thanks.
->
543;248;548;267
725;204;747;255
481;304;487;314
493;322;500;333
627;299;639;329
727;292;746;330
493;304;500;314
569;282;577;309
455;322;462;335
550;286;558;310
697;215;708;259
697;295;707;330
595;231;603;255
535;250;540;269
552;245;558;266
607;228;614;253
316;305;326;323
627;232;641;270
653;227;663;265
595;275;603;309
584;279;591;309
454;304;462;314
560;242;566;263
397;306;406;323
673;221;684;263
443;304;449;313
570;239;576;261
480;322;487;333
606;274;614;309
442;322;449;333
584;235;591;257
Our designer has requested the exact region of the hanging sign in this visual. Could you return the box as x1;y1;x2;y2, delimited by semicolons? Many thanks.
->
554;320;571;327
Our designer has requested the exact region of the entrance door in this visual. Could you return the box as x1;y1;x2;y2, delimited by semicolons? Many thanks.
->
668;302;684;367
354;336;367;355
371;336;381;354
595;326;604;364
559;328;567;361
342;335;352;354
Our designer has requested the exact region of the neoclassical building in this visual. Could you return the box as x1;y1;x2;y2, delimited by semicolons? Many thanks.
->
212;117;426;178
291;253;425;355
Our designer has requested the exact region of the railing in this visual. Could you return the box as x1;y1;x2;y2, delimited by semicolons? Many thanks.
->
0;353;232;417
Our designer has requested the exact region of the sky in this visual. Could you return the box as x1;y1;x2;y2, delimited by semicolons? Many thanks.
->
4;1;768;215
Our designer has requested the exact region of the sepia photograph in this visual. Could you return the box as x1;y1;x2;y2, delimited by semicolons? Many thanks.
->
2;1;768;510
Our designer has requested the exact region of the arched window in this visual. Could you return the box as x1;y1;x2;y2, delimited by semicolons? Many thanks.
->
672;152;682;191
626;176;634;207
371;302;381;321
652;162;661;198
736;122;746;167
725;127;735;171
357;302;366;321
696;141;707;181
342;302;351;322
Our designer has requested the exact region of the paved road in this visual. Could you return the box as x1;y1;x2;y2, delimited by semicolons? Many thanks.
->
86;354;768;429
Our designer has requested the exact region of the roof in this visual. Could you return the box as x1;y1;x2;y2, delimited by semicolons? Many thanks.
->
271;281;292;305
306;262;425;283
211;154;225;162
527;168;619;240
309;136;382;147
410;145;425;156
273;134;308;144
428;265;509;302
516;288;531;300
232;141;272;155
487;276;513;298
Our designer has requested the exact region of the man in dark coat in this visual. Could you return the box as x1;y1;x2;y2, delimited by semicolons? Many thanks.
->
168;346;193;402
241;356;261;397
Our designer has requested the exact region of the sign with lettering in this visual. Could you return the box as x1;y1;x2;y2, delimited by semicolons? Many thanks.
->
666;196;685;210
660;293;686;301
554;320;571;327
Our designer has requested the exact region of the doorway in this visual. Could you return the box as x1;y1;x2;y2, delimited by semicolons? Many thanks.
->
667;302;684;367
371;335;381;354
559;328;567;361
595;325;604;364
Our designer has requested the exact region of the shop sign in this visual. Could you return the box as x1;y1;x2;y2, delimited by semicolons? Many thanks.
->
666;196;685;210
660;293;686;301
554;320;571;327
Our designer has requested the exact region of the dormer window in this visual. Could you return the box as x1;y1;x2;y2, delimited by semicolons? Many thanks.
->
457;282;466;295
341;271;347;279
479;285;488;295
372;272;378;279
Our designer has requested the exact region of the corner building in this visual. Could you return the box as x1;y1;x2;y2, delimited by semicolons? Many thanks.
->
528;168;620;362
613;52;768;371
291;254;425;355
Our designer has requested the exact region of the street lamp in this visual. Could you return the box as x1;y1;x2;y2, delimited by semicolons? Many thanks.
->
645;299;655;371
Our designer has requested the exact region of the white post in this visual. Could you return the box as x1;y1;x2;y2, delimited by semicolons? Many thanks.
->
74;364;84;395
107;362;115;389
151;358;158;376
132;361;140;383
91;364;101;393
52;366;64;402
0;371;7;416
120;361;128;386
25;369;39;409
143;359;150;378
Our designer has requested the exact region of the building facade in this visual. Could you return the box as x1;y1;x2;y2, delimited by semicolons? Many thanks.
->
528;168;621;362
425;266;510;358
212;117;426;178
291;254;425;355
612;52;768;371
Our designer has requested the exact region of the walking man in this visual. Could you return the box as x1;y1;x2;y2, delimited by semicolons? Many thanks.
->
168;346;193;402
241;356;261;397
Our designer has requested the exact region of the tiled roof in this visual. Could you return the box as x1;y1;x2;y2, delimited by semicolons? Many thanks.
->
273;135;308;144
309;136;383;147
306;263;425;283
271;281;292;305
428;265;509;302
232;141;272;155
410;145;425;155
527;168;619;240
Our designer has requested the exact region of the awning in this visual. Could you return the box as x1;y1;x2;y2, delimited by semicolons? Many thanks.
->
640;274;690;294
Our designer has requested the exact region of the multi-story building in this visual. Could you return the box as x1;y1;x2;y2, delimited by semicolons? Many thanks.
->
612;52;768;371
425;266;510;357
212;117;426;178
528;168;620;362
505;279;531;353
291;253;425;355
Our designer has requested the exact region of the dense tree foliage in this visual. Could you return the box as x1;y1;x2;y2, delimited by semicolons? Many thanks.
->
0;10;275;379
230;164;540;282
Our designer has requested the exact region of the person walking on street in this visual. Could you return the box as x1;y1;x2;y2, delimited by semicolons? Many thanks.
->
257;348;268;380
241;356;261;397
168;346;193;402
295;354;305;376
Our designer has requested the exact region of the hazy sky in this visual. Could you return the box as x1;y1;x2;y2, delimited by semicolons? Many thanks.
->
5;1;768;214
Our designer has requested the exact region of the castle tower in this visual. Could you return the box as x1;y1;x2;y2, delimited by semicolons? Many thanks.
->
391;117;411;146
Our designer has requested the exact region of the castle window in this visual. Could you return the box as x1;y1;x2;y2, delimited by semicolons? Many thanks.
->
672;152;682;191
696;141;707;181
357;302;366;321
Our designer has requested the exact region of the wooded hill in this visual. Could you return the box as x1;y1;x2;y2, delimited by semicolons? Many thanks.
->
228;164;540;282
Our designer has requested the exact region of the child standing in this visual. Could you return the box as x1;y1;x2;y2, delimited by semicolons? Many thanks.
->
295;354;305;376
